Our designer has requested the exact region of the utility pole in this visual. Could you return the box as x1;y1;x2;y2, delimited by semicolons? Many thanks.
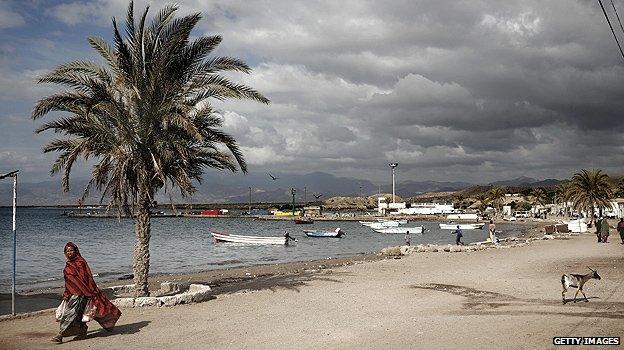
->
291;188;297;216
389;163;398;203
304;186;307;205
1;170;19;315
248;187;252;215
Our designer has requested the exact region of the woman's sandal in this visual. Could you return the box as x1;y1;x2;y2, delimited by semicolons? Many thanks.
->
50;335;63;343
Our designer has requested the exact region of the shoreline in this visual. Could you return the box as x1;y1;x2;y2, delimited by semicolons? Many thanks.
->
2;219;550;316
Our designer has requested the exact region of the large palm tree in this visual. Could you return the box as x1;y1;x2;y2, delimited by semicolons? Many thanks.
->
32;2;268;296
569;169;614;221
474;193;489;214
531;187;548;207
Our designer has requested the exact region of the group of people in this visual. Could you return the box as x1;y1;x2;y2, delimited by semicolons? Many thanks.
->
593;217;624;244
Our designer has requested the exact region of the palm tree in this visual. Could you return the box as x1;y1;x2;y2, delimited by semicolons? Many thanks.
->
569;169;614;221
555;182;572;216
489;187;506;215
32;2;268;296
531;187;548;207
474;193;489;213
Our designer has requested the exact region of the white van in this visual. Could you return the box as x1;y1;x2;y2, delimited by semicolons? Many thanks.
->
513;211;531;218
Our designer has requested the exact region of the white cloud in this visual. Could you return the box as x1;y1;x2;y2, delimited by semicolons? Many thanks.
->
0;3;24;29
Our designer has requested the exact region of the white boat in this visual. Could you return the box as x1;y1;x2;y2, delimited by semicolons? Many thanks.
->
210;232;288;245
378;219;408;225
439;223;486;230
359;221;376;226
374;226;424;234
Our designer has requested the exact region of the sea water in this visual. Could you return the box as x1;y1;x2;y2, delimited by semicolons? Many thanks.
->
0;207;523;293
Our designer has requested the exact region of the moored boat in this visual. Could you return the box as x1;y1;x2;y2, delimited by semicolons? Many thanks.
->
294;217;314;224
374;226;424;234
210;232;288;245
439;223;485;230
304;228;345;238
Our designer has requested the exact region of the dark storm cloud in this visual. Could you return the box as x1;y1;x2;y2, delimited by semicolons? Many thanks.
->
2;0;624;184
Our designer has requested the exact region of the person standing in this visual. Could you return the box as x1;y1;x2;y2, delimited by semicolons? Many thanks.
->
595;217;602;243
453;225;464;245
488;220;497;244
404;230;411;246
617;218;624;245
600;217;610;243
52;242;122;343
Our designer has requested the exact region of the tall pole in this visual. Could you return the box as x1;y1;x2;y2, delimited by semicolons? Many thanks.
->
12;174;17;315
1;170;19;316
389;163;398;204
304;187;307;205
291;188;296;216
248;187;252;215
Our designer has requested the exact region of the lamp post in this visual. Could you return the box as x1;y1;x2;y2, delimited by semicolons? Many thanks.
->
1;170;19;315
291;188;296;216
388;163;398;204
248;187;252;215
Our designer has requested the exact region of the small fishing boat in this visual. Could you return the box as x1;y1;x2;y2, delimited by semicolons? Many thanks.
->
439;223;485;230
359;221;376;226
304;228;345;238
377;219;408;225
294;217;314;224
374;226;424;234
210;232;289;245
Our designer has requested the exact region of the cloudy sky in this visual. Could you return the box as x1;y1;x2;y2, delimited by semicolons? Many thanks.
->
1;0;624;185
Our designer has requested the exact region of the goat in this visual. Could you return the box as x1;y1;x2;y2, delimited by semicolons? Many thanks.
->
561;267;601;304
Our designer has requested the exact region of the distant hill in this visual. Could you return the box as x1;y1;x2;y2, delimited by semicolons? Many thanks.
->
0;171;565;206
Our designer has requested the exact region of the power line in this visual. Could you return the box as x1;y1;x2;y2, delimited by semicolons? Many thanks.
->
610;0;624;35
598;0;624;60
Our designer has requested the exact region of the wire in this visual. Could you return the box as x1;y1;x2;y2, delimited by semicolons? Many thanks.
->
610;0;624;35
598;0;624;60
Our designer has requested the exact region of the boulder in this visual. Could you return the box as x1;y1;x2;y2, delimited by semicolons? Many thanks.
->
135;297;161;307
176;292;194;305
159;282;182;295
111;297;135;308
189;284;211;293
381;246;402;256
159;295;179;307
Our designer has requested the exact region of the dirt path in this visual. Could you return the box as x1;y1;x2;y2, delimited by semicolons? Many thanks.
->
1;234;622;349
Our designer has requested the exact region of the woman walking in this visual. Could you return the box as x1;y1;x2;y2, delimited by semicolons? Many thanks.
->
51;242;122;343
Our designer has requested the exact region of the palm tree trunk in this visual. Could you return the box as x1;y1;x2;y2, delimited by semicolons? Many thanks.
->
133;185;152;297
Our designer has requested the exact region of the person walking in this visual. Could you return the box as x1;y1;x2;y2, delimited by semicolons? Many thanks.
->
51;242;122;343
617;218;624;245
453;225;464;245
488;220;497;244
600;217;610;243
404;230;411;246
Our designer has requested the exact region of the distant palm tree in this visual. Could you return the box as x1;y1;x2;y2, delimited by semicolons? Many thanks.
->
475;193;489;213
32;2;268;296
569;169;614;221
489;187;506;215
531;187;548;207
555;182;573;216
453;193;465;209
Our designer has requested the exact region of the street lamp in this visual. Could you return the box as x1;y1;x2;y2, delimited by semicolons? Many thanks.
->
0;170;19;315
291;188;297;216
388;163;398;204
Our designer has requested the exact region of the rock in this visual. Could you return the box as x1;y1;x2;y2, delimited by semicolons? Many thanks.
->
135;297;161;307
381;246;402;256
159;295;179;307
177;292;194;305
192;291;212;303
443;244;452;252
543;234;555;240
159;282;181;295
449;246;462;253
400;246;414;255
189;284;211;293
111;297;135;308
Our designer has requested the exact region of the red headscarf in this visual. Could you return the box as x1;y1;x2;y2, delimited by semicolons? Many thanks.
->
63;242;122;330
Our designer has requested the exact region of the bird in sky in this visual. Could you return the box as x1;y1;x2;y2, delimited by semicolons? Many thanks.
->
313;193;323;199
268;173;278;180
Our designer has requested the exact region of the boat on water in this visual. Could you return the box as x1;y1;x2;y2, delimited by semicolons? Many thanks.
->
439;223;485;230
374;226;424;234
210;232;289;245
378;219;408;225
294;217;314;224
304;228;345;238
366;221;402;230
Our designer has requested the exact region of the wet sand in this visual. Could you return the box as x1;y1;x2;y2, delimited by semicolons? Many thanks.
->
1;229;622;349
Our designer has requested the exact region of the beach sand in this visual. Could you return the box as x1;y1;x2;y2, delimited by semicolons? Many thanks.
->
1;229;622;349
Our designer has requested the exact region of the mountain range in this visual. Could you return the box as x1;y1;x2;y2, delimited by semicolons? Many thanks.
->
0;172;563;206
